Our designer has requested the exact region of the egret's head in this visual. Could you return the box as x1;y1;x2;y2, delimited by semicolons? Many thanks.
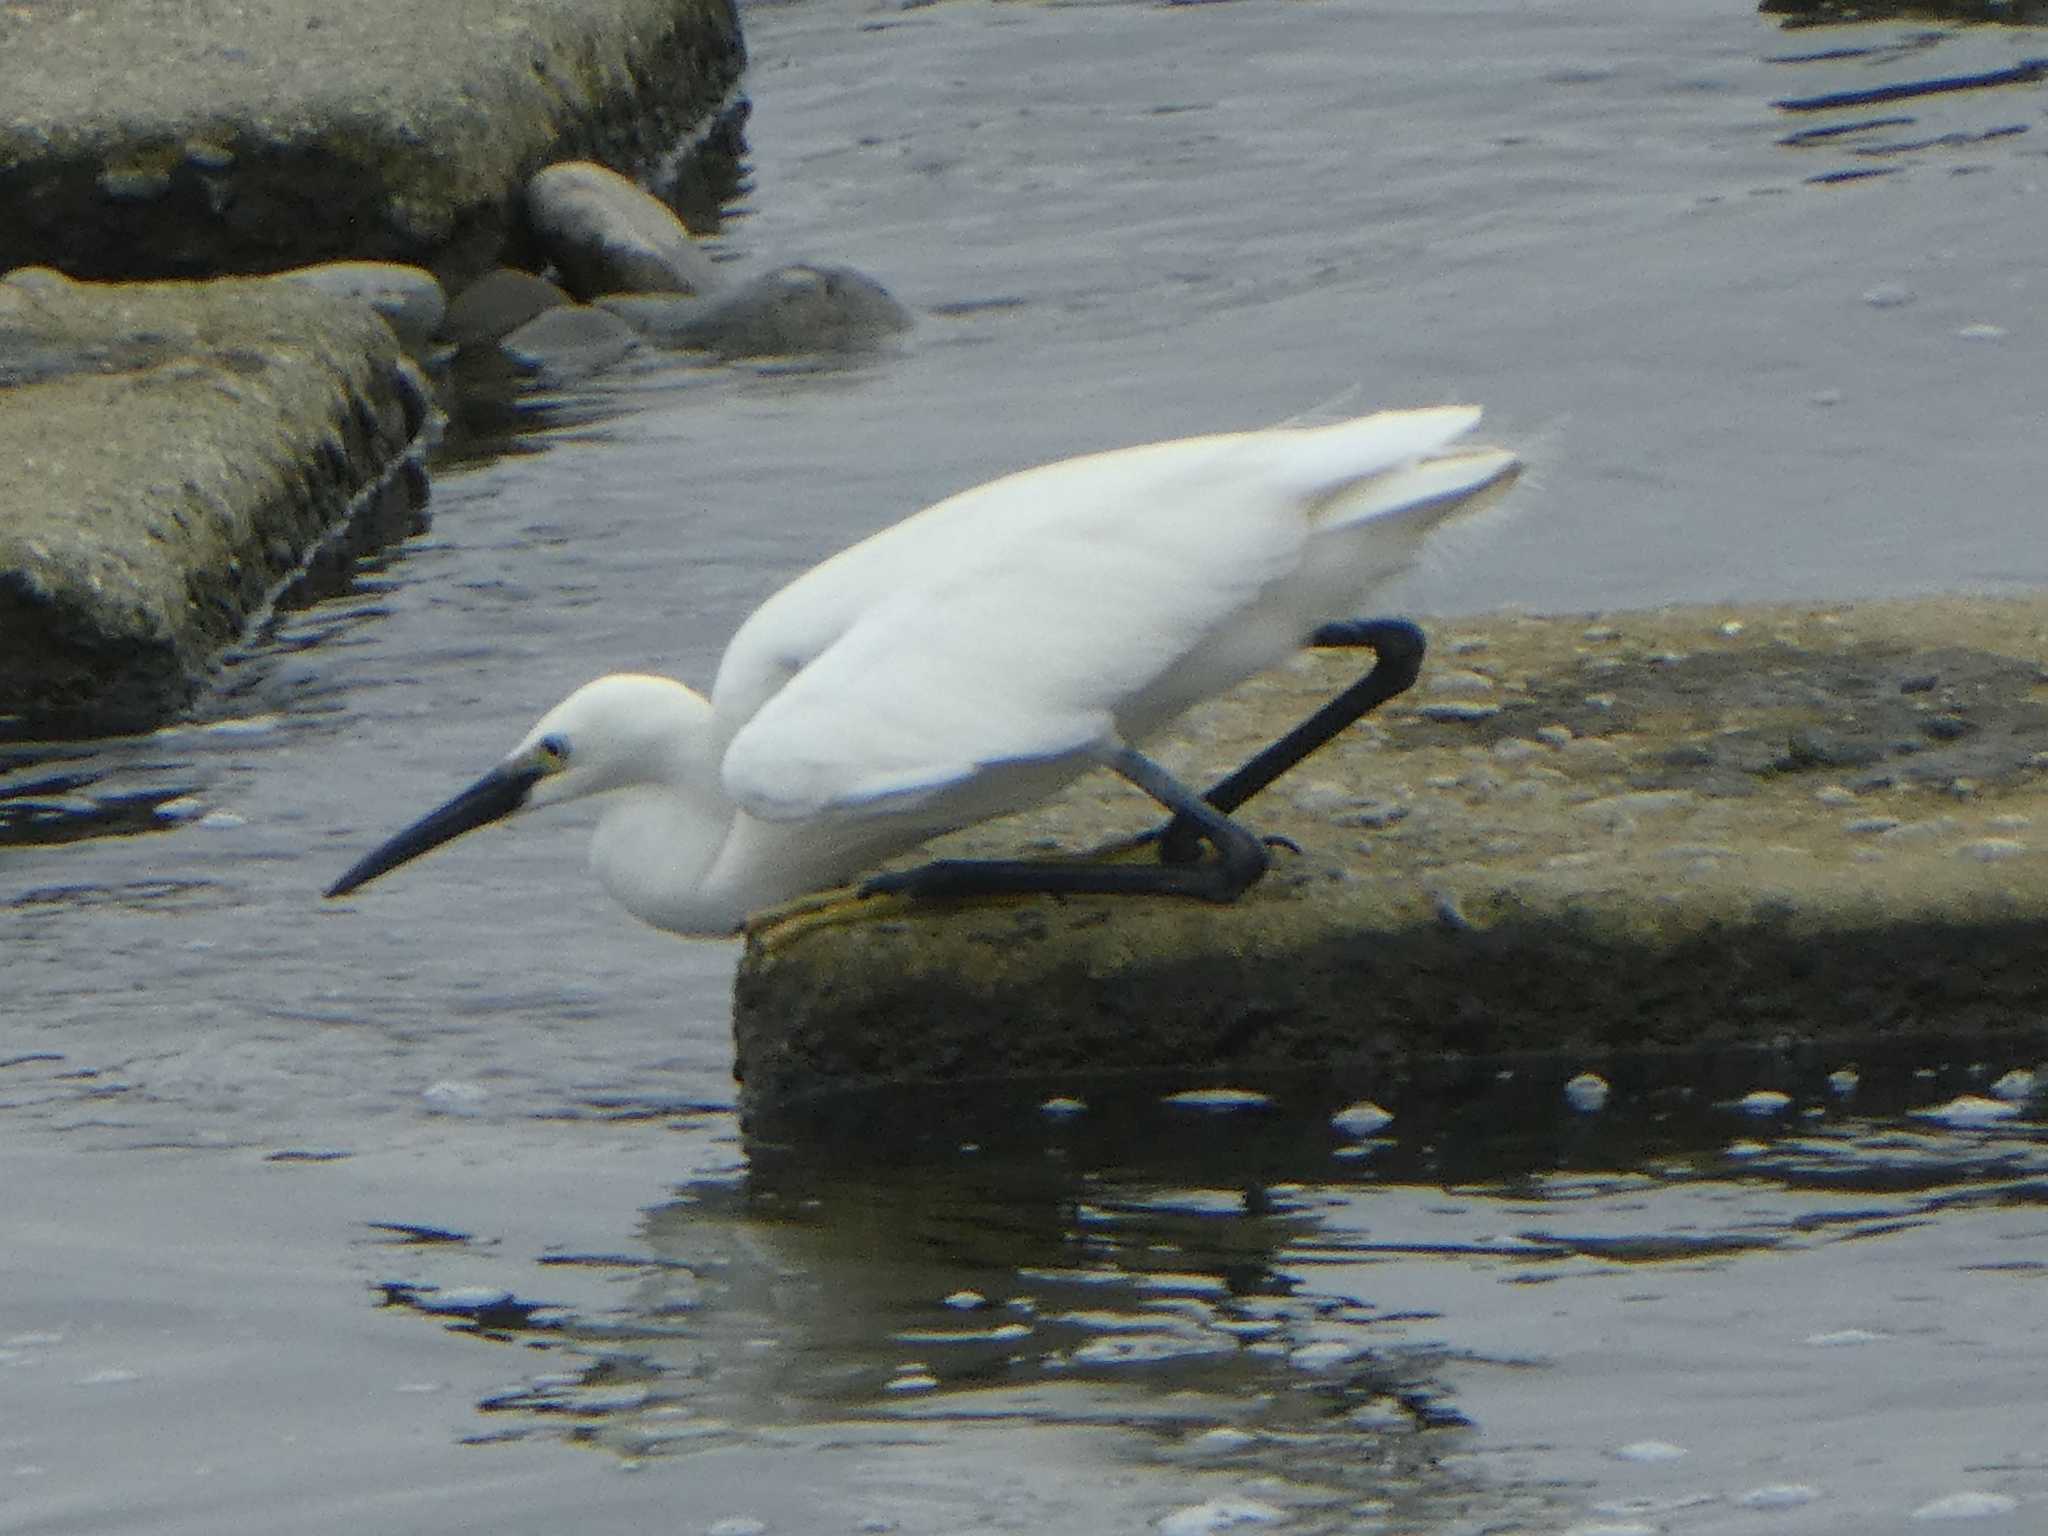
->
324;673;713;900
517;673;717;809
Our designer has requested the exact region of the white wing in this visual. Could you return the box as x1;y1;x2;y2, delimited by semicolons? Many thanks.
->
716;407;1513;822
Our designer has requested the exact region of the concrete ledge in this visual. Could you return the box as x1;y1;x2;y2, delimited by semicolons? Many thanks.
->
0;270;432;738
734;596;2048;1131
0;0;744;287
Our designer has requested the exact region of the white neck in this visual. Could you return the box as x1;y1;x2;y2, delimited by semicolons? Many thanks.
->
587;787;748;935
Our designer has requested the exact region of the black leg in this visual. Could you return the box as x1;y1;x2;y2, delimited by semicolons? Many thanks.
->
861;746;1270;906
1158;618;1425;863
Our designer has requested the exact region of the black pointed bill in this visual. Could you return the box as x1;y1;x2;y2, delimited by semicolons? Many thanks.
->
325;761;544;899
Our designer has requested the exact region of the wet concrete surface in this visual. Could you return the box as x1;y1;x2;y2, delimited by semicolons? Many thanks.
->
0;269;432;736
4;1;2048;1531
0;0;744;285
733;598;2048;1123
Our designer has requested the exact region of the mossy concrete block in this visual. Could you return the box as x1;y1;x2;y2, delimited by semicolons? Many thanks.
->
0;269;431;737
735;596;2048;1129
0;0;744;288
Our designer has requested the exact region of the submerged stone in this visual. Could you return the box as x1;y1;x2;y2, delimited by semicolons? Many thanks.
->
524;161;721;300
602;264;913;358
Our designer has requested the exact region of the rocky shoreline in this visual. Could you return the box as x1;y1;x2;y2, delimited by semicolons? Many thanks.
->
0;0;753;738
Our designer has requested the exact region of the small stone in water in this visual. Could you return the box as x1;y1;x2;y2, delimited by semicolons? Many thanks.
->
1564;1073;1610;1112
1731;1090;1792;1116
1329;1101;1394;1138
1610;1440;1687;1463
1827;1068;1860;1097
706;1520;768;1536
1911;1491;2018;1520
882;1371;938;1394
1162;1088;1273;1111
1039;1096;1087;1118
1955;323;2006;340
1805;1328;1883;1347
1990;1069;2038;1102
942;1290;987;1310
1862;283;1914;308
1909;1095;2020;1128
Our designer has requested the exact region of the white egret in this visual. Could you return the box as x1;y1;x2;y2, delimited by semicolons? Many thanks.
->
326;406;1520;934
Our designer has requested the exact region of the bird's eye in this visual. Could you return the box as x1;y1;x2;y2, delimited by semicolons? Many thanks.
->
537;735;571;770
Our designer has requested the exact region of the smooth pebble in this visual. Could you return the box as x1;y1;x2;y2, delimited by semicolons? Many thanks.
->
1329;1101;1394;1138
1731;1090;1792;1116
1910;1095;2020;1128
1564;1073;1611;1112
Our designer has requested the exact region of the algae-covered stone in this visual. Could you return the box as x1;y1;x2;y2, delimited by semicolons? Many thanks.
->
602;264;913;358
272;262;448;351
443;268;573;350
524;161;722;299
0;0;745;288
499;302;641;382
0;270;431;737
735;597;2048;1131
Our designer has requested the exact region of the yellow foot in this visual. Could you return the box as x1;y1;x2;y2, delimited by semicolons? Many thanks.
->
741;839;1174;955
740;883;880;954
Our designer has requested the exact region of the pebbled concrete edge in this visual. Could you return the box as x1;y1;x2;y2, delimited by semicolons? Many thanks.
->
732;595;2048;1134
0;0;746;290
0;270;436;738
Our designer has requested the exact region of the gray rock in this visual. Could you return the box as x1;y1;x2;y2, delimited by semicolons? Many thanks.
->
272;261;447;350
443;268;573;350
524;161;720;300
0;0;745;289
600;264;913;357
500;303;641;382
0;270;432;737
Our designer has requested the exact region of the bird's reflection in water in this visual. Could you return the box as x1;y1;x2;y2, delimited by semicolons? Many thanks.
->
378;1042;2044;1530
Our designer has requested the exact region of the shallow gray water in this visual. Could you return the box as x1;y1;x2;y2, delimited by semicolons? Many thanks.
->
5;0;2048;1531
